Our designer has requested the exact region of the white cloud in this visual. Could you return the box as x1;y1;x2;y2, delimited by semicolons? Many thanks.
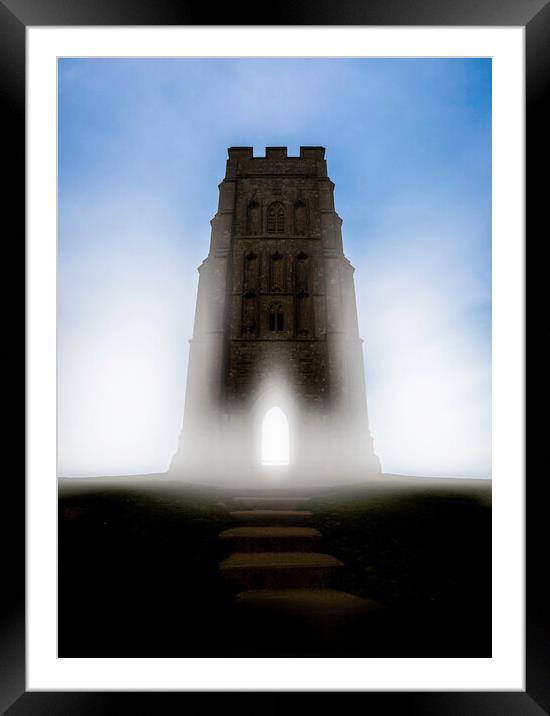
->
355;206;491;478
57;194;201;476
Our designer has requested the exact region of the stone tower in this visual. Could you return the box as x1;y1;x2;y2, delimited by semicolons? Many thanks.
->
171;146;380;485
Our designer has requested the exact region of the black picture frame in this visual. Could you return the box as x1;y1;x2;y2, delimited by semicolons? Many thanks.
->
11;0;536;711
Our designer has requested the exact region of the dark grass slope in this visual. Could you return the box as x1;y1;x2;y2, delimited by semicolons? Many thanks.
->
58;475;491;657
58;482;236;657
306;482;491;656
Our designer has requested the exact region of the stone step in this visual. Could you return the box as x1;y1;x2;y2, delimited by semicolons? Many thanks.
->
219;526;322;552
232;589;384;648
229;497;311;512
229;510;313;526
234;588;382;617
219;551;343;591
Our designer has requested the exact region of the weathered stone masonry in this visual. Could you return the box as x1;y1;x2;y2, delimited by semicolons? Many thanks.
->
171;146;380;483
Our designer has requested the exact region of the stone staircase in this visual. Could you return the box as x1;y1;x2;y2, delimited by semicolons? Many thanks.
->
219;526;322;553
220;550;344;590
217;495;382;650
223;509;314;526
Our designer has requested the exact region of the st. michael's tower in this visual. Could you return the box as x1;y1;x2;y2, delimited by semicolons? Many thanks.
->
171;147;380;485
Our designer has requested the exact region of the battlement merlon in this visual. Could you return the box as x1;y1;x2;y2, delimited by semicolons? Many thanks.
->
224;146;327;179
227;146;325;160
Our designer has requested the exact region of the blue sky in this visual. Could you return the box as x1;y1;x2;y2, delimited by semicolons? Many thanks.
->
58;58;491;478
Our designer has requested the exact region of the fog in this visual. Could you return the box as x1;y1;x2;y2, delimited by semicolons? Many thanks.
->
57;58;491;480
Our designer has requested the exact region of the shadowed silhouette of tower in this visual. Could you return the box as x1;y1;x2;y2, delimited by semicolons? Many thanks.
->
171;147;380;485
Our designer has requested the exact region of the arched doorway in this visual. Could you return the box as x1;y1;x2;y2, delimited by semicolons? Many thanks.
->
261;407;289;465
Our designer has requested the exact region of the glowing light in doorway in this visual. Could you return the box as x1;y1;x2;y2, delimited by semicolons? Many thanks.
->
261;407;289;465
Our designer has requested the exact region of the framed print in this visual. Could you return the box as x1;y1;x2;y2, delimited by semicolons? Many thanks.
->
12;1;537;712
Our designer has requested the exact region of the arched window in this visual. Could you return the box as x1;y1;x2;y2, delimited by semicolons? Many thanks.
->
269;303;284;332
294;200;307;235
269;251;284;293
246;201;260;235
242;289;257;334
267;202;285;233
244;250;259;291
297;289;311;336
296;251;309;292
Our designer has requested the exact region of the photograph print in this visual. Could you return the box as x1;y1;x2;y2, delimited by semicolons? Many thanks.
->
57;57;492;657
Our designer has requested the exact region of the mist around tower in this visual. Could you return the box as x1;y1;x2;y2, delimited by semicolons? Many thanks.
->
171;146;381;487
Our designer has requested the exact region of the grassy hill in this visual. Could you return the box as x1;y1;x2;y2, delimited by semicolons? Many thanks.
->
58;474;491;657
